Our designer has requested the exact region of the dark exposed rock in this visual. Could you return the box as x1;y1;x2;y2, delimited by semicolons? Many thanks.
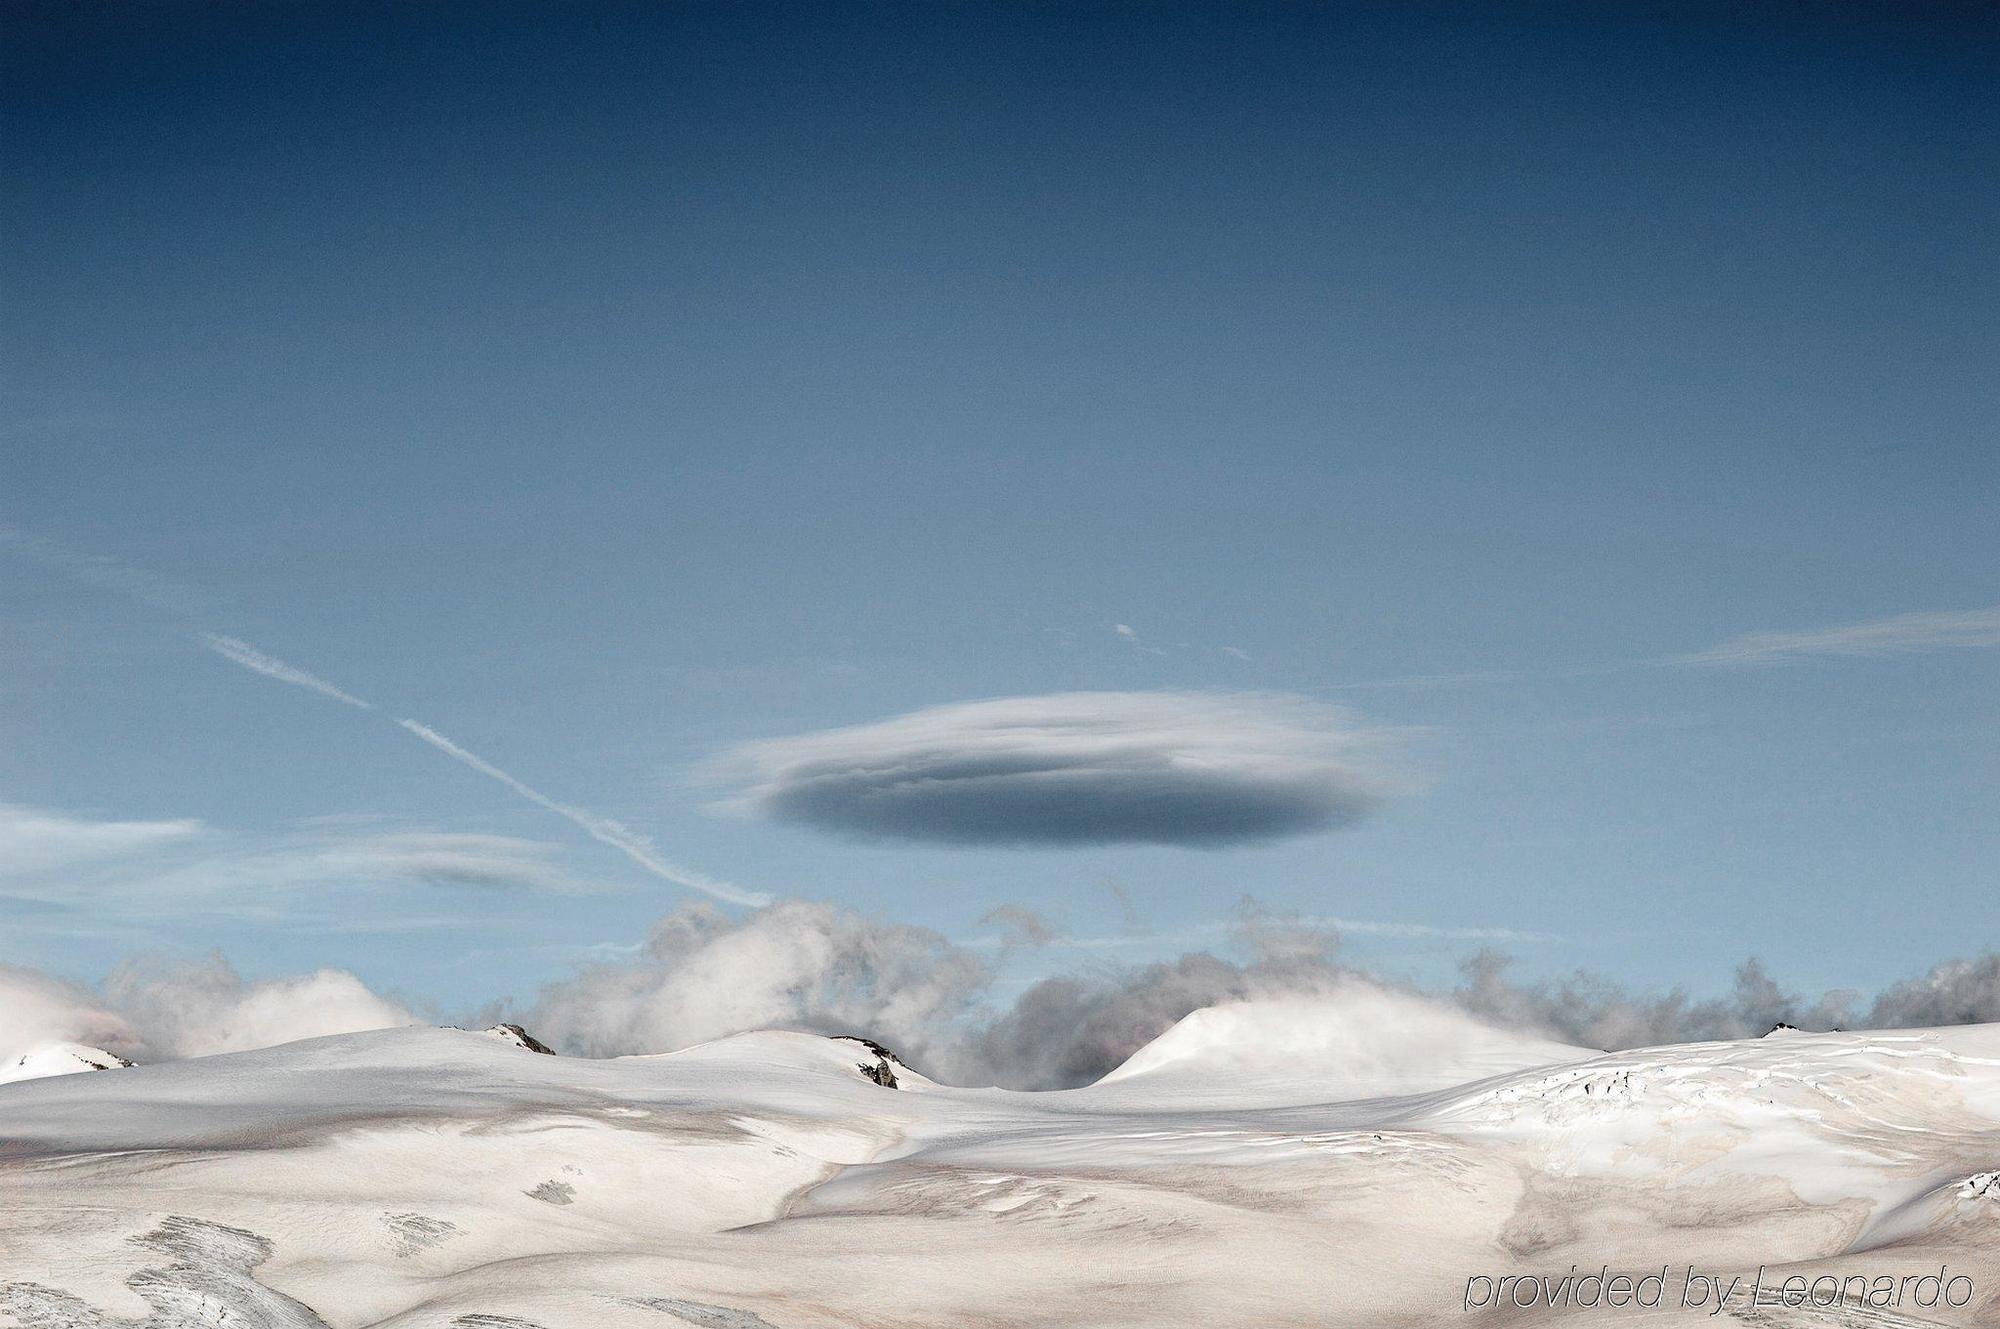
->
834;1036;904;1089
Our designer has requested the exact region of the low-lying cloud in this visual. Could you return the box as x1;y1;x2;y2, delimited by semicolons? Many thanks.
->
101;955;417;1058
705;691;1405;847
12;899;2000;1092
521;901;2000;1089
526;900;989;1063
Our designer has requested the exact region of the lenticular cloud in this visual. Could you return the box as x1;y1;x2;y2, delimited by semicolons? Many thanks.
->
704;691;1404;847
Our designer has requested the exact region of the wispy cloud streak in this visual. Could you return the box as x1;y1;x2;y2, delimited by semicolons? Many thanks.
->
1675;606;2000;666
1003;915;1555;951
398;719;768;906
0;523;211;615
200;634;376;709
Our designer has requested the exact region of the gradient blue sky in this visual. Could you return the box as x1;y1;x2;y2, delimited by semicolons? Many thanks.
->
3;2;1995;1017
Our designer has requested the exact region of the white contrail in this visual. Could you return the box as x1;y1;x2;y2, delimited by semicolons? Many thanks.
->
397;719;770;907
197;625;759;905
200;634;376;710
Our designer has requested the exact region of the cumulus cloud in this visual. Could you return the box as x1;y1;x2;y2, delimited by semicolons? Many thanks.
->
704;691;1405;847
0;955;412;1063
1675;606;2000;666
0;803;204;877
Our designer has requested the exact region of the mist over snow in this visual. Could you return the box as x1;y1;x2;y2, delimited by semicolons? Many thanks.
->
0;965;138;1056
703;691;1409;847
0;955;414;1063
523;901;991;1065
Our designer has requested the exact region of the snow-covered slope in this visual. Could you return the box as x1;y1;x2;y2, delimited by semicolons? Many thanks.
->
0;1042;132;1087
1094;984;1596;1105
2;1010;1998;1327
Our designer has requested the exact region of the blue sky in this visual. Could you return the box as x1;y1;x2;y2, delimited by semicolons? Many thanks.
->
3;2;1995;1019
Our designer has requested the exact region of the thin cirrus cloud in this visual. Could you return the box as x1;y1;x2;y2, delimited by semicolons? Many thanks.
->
1674;606;2000;666
0;806;613;906
703;690;1409;848
0;802;205;877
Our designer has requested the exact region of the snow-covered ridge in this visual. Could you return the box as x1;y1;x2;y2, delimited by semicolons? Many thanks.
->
479;1022;556;1054
2;1015;1998;1327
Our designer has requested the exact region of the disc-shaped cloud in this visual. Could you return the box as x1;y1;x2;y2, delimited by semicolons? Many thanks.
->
705;691;1403;847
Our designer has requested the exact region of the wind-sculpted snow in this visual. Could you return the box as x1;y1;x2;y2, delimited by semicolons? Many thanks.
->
1;1009;1998;1326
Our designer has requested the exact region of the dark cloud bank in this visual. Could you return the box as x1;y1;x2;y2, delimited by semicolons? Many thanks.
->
704;692;1402;847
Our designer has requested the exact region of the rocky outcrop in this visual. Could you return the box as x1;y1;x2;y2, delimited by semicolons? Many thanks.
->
835;1036;907;1088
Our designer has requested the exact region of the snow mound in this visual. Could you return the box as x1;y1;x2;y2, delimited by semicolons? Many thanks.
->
0;1041;134;1086
1093;983;1596;1106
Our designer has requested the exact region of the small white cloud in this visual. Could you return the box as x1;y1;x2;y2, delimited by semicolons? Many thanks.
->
1113;623;1138;639
1220;646;1252;661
